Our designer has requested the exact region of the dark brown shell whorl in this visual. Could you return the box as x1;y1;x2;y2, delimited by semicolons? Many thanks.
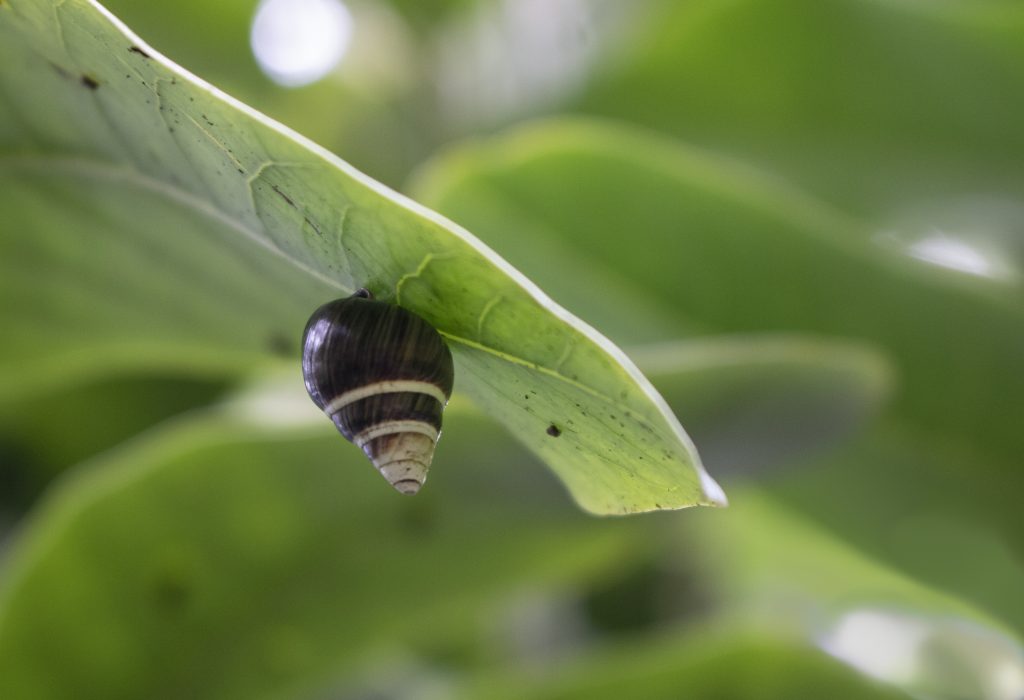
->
301;289;454;494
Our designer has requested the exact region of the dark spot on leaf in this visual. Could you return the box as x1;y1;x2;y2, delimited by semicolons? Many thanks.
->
80;74;99;90
303;216;322;235
524;394;529;400
272;184;296;208
547;424;561;437
129;45;152;59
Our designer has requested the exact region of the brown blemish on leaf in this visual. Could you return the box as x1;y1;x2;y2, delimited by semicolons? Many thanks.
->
303;216;322;235
80;74;99;90
547;424;562;438
128;45;152;59
271;184;295;208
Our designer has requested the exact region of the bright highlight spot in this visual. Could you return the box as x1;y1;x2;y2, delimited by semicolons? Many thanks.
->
874;197;1023;284
251;0;353;87
993;661;1024;700
436;0;631;127
820;608;1024;700
820;610;927;684
228;374;324;428
907;233;999;278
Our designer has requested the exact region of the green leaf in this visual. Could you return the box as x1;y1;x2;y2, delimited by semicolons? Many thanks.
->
689;488;1024;696
0;398;638;700
0;1;724;513
767;426;1024;636
455;628;906;700
700;490;1007;624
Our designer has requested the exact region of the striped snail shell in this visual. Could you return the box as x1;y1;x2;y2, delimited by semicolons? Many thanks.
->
301;288;454;495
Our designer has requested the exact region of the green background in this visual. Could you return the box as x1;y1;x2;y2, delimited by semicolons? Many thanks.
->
2;0;1022;698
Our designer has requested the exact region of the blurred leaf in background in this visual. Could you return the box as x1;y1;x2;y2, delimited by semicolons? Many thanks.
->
2;0;1023;698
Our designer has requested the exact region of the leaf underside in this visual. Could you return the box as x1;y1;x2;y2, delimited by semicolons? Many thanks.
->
0;0;725;513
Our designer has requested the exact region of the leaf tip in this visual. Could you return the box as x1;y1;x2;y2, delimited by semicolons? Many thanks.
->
699;470;729;507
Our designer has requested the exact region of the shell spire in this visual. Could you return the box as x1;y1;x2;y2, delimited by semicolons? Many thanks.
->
301;289;454;494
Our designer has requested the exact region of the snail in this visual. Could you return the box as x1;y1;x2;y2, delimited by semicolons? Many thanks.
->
301;289;454;494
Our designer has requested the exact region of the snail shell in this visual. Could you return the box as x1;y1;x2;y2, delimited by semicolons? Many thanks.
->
301;289;454;494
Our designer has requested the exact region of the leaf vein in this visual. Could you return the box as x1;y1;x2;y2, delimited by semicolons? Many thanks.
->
183;113;245;173
475;295;503;342
394;253;437;305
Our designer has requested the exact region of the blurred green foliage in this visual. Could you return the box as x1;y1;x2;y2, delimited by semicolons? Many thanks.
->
2;0;1023;698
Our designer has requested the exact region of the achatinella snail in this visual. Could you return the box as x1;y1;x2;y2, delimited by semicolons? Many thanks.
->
301;289;454;495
